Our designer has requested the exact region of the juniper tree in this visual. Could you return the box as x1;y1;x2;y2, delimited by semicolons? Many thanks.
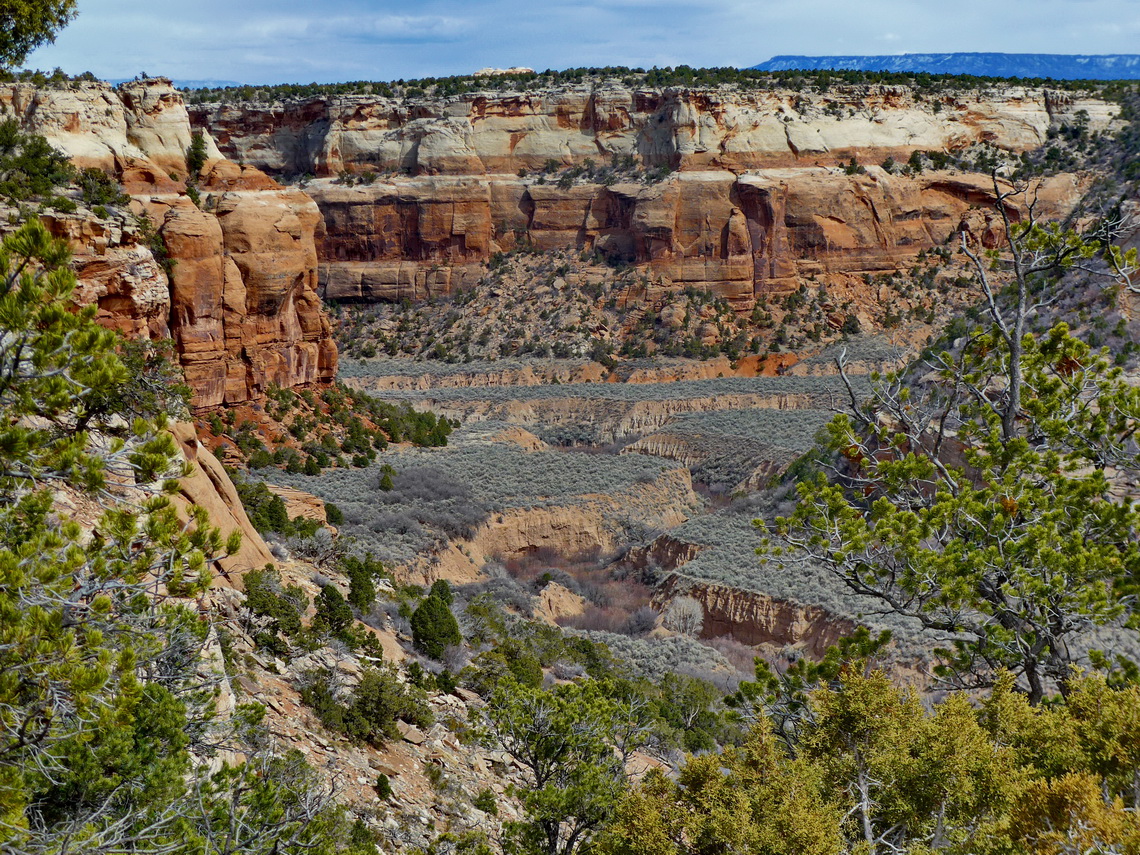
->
0;219;234;848
482;679;651;855
0;221;376;854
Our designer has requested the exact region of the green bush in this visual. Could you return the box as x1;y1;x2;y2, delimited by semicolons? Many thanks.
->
374;773;393;800
77;167;128;207
342;553;385;611
242;568;308;652
0;119;74;203
233;476;324;538
411;593;461;660
313;584;354;638
186;130;208;178
428;578;453;605
301;665;433;747
473;788;498;816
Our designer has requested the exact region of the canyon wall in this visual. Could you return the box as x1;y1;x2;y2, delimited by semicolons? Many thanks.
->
308;168;1084;309
655;573;858;656
7;78;338;409
188;83;1108;309
14;77;1109;391
190;84;1116;176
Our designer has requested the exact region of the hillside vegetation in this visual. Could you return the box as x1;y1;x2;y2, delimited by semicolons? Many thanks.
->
3;1;1140;848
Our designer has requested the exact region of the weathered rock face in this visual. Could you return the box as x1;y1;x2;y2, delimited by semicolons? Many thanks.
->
0;78;224;193
192;84;1116;176
416;466;701;585
42;211;174;340
341;378;851;447
169;422;277;577
15;79;338;409
138;189;337;408
191;83;1104;310
309;168;1084;308
312;154;1080;310
655;574;857;656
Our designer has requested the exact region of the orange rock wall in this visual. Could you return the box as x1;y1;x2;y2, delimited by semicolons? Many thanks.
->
189;83;1106;309
148;191;337;409
310;169;1084;309
14;79;337;409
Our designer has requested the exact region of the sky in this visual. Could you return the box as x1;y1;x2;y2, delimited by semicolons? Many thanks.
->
25;0;1140;86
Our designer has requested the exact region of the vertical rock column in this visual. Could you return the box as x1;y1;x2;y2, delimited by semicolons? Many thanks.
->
158;190;337;410
213;190;338;405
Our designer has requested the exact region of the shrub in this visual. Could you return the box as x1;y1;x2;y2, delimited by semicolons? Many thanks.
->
186;130;208;178
313;584;354;639
233;476;325;539
242;568;307;650
300;664;432;746
342;553;385;611
77;167;128;207
662;596;704;636
622;605;659;636
429;578;453;605
352;665;433;741
374;773;393;800
473;789;498;816
411;593;461;660
0;119;74;202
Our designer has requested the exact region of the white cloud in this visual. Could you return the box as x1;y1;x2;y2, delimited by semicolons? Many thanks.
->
24;0;1140;86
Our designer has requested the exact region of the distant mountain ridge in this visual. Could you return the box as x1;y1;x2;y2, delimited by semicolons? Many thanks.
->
752;53;1140;80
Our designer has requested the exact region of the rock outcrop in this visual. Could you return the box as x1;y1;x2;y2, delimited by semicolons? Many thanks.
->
192;84;1116;176
12;78;338;409
0;78;223;193
189;82;1106;311
148;190;337;408
310;168;1084;309
417;466;701;584
169;422;277;577
655;573;858;656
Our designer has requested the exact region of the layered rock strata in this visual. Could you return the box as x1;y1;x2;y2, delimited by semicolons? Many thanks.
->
191;84;1116;176
309;169;1084;309
9;78;337;408
188;83;1108;310
655;573;858;656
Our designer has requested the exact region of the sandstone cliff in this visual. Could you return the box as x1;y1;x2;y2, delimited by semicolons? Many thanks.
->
186;82;1107;312
191;84;1116;176
9;78;338;408
310;168;1084;309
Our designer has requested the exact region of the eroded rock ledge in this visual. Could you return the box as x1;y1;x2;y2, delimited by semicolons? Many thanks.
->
8;78;338;409
188;82;1108;309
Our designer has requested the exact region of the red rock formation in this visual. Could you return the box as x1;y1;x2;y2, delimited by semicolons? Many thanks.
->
190;83;1105;311
141;190;337;409
311;169;1086;310
9;78;339;409
191;84;1118;177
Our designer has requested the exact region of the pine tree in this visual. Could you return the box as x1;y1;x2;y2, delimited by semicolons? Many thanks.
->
410;592;460;659
765;189;1140;703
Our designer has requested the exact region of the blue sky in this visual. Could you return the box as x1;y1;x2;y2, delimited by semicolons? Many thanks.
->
26;0;1140;86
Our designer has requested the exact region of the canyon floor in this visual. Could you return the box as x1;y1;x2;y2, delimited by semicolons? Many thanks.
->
266;341;925;666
